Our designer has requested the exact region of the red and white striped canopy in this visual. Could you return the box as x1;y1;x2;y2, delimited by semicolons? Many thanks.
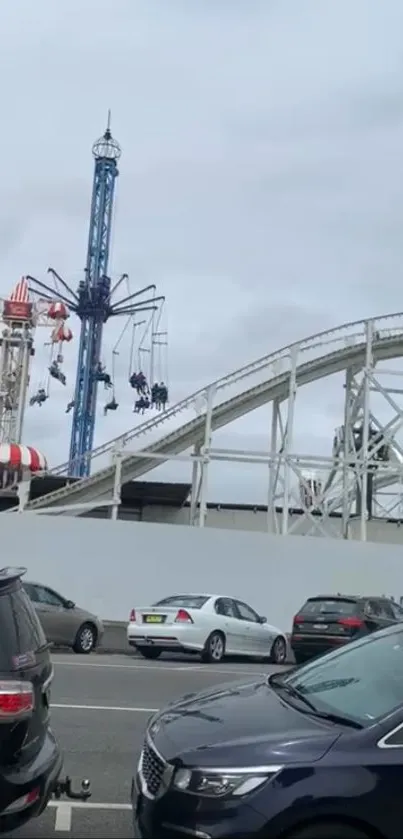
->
0;444;47;473
9;278;29;303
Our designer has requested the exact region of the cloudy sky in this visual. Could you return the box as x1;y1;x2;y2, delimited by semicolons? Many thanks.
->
1;0;403;502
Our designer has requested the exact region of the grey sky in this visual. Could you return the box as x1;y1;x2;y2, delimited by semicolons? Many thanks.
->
1;0;403;501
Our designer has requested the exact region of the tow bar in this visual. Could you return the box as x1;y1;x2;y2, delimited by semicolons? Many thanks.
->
53;776;91;802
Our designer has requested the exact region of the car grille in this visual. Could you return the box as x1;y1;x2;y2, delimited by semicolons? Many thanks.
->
141;738;167;798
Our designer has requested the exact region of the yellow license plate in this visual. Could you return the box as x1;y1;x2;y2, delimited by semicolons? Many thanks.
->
145;615;163;623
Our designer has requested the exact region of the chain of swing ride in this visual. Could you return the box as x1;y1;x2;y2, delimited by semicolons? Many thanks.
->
31;305;168;415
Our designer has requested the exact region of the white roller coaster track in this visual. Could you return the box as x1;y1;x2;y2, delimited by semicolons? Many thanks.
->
21;312;403;514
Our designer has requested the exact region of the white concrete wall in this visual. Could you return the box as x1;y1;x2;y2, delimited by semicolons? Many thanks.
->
4;513;403;632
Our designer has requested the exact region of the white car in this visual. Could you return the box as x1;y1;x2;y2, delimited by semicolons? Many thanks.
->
127;593;288;664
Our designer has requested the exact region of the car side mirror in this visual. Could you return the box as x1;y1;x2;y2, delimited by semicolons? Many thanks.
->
258;616;267;624
65;600;75;609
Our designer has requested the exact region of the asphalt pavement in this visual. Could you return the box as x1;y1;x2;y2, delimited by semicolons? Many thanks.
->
4;652;289;838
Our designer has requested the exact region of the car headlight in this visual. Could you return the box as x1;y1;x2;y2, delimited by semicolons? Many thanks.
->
173;765;283;798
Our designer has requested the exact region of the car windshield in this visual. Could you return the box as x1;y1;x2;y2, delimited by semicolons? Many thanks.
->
281;627;403;727
153;595;209;609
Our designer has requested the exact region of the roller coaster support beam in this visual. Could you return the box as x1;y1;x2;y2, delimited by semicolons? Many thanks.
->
281;347;298;534
342;368;354;538
197;385;215;528
189;443;202;526
359;320;374;541
267;398;281;534
111;443;123;521
186;387;216;528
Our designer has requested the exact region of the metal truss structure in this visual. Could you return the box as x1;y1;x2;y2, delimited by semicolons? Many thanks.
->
13;312;403;540
265;321;403;540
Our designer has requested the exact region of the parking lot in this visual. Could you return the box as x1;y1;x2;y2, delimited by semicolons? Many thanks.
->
4;652;288;838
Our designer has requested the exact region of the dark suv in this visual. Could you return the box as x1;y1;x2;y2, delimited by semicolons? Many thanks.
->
0;566;63;832
290;593;403;664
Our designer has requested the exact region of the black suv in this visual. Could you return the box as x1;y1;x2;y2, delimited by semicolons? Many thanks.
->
0;566;63;832
290;593;403;664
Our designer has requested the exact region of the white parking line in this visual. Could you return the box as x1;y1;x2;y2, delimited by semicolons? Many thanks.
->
54;802;72;831
52;659;203;672
52;658;265;676
49;801;132;810
52;703;158;712
49;800;132;831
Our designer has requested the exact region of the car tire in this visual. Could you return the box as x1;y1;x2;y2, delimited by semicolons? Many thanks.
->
201;631;225;663
137;647;162;660
73;622;97;654
286;821;369;838
270;635;287;664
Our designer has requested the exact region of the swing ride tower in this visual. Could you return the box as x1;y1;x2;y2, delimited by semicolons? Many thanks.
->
27;115;165;478
68;115;120;476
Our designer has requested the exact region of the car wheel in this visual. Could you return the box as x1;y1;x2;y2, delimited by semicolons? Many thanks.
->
137;647;162;660
286;821;369;838
270;635;287;664
73;622;97;654
201;631;225;663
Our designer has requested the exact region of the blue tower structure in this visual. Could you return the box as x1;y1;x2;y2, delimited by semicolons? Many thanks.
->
28;116;164;477
69;117;120;475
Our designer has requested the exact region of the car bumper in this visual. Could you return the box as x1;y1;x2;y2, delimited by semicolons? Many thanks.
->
0;728;63;833
127;624;204;654
132;776;266;839
291;636;349;660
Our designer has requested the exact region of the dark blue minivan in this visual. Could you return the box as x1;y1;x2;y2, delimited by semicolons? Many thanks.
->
133;623;403;838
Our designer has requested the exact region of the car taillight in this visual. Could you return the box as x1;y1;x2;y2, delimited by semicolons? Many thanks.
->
175;609;193;624
129;609;136;622
293;614;304;625
338;617;363;629
0;681;34;717
3;786;40;813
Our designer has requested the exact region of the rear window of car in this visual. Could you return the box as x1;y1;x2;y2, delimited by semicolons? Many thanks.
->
0;583;47;670
300;598;358;616
153;595;209;610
